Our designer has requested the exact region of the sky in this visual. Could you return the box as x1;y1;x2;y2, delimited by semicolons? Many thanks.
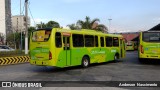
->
11;0;160;33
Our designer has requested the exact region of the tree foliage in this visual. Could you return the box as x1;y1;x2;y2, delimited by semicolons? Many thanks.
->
76;16;108;33
77;16;100;29
36;21;60;29
67;23;80;30
47;21;60;28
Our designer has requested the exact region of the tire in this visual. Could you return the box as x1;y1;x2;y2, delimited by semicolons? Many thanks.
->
139;58;144;63
82;56;90;68
113;54;119;62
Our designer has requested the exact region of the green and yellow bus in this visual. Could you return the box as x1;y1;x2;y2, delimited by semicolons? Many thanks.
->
138;31;160;62
29;28;126;68
126;41;135;51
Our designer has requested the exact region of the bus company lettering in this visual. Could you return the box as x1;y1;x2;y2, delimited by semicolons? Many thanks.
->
91;51;105;54
111;50;116;53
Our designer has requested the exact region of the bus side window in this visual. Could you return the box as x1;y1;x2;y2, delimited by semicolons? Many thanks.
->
85;35;94;47
106;37;112;47
113;37;119;47
72;34;84;47
95;36;98;47
100;37;104;47
55;32;62;48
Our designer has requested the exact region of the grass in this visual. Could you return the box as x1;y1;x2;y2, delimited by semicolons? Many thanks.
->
0;50;29;57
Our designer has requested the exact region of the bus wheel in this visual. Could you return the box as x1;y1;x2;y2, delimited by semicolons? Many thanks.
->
139;58;144;63
82;56;90;68
114;54;118;62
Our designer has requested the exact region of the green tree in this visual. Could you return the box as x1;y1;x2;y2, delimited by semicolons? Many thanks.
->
36;21;60;29
46;21;60;28
0;33;5;44
67;23;80;30
96;24;108;33
6;32;21;49
77;16;100;29
77;16;108;33
28;26;36;37
36;22;47;29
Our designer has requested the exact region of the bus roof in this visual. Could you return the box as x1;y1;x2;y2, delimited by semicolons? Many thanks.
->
143;31;160;33
36;28;123;38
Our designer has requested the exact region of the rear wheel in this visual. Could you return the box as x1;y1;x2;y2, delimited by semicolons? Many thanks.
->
139;58;144;63
113;54;119;62
82;56;90;68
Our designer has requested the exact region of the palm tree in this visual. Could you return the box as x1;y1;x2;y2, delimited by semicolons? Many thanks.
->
36;21;60;29
77;16;108;33
96;24;108;33
67;23;80;30
77;16;99;29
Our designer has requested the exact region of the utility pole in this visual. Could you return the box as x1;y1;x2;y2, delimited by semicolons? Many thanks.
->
25;0;28;54
20;0;22;51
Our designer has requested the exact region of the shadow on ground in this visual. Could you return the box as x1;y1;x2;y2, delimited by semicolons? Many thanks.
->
30;60;123;73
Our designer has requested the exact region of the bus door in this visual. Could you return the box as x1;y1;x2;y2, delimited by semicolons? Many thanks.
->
63;33;71;66
120;38;125;58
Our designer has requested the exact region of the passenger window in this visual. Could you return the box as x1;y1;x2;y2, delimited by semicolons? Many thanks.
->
95;36;98;47
55;32;62;48
85;35;94;47
106;37;112;47
113;37;119;47
100;37;104;47
72;34;84;47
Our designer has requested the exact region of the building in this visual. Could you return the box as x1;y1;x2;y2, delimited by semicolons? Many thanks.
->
12;15;30;33
121;32;139;42
149;23;160;31
131;23;160;42
0;0;12;44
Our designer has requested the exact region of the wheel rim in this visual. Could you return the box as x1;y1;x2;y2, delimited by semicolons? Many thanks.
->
84;59;88;66
115;55;117;60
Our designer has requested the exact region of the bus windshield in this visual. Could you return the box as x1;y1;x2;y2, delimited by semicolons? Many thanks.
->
143;32;160;42
32;30;51;42
127;42;133;46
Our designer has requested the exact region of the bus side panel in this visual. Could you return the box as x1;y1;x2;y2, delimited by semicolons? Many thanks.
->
70;47;109;66
56;49;68;67
105;47;114;61
90;48;106;63
70;48;88;66
122;40;126;58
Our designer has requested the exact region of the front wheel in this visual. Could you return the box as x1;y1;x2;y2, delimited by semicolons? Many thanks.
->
82;57;90;68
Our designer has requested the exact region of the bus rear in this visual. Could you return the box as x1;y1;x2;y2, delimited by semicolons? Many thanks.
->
29;28;55;66
126;41;135;51
139;31;160;61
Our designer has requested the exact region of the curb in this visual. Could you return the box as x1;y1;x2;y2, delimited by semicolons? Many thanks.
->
0;56;30;65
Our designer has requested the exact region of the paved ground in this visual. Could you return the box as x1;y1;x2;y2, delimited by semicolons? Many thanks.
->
0;51;160;90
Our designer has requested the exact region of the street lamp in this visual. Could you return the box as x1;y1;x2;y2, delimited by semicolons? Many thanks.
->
108;19;112;33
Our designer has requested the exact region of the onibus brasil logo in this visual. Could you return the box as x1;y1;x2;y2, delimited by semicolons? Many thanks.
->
2;82;42;87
